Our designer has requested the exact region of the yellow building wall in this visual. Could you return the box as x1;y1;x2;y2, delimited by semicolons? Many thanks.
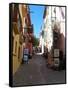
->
12;4;29;75
12;30;22;75
19;4;27;28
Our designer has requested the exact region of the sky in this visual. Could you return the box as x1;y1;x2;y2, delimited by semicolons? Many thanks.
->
29;5;45;38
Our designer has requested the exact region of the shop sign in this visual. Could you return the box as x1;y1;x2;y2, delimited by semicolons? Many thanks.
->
54;58;59;67
54;49;59;57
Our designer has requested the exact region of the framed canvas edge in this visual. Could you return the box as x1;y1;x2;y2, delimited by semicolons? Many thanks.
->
9;2;67;87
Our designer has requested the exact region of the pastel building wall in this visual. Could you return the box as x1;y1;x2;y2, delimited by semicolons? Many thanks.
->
43;6;65;55
42;6;65;66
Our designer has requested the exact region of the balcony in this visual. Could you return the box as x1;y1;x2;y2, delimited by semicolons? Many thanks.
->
28;24;33;33
13;22;19;34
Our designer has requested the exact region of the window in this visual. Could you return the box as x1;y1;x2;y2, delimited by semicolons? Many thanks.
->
52;7;56;18
12;36;14;53
18;46;20;59
24;18;27;34
24;28;27;34
17;13;21;32
44;24;46;29
15;41;17;54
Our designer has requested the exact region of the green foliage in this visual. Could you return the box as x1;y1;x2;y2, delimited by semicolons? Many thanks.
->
33;36;39;47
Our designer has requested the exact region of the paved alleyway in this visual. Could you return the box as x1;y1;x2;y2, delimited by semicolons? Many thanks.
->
13;54;66;86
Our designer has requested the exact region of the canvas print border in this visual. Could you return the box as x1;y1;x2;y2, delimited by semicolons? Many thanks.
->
9;3;67;87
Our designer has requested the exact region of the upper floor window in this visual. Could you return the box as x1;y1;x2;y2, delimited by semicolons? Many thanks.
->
17;13;21;32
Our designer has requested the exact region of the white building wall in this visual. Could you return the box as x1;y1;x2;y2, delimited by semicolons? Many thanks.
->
43;6;53;52
39;35;44;54
43;6;65;53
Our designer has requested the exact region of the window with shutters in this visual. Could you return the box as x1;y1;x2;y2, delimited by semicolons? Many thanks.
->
18;46;20;59
15;41;17;54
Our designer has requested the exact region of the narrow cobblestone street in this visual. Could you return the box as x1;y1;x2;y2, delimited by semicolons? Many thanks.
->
13;54;65;86
9;4;66;87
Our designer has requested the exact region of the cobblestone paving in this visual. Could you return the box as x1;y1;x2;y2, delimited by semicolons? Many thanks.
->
13;54;66;87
